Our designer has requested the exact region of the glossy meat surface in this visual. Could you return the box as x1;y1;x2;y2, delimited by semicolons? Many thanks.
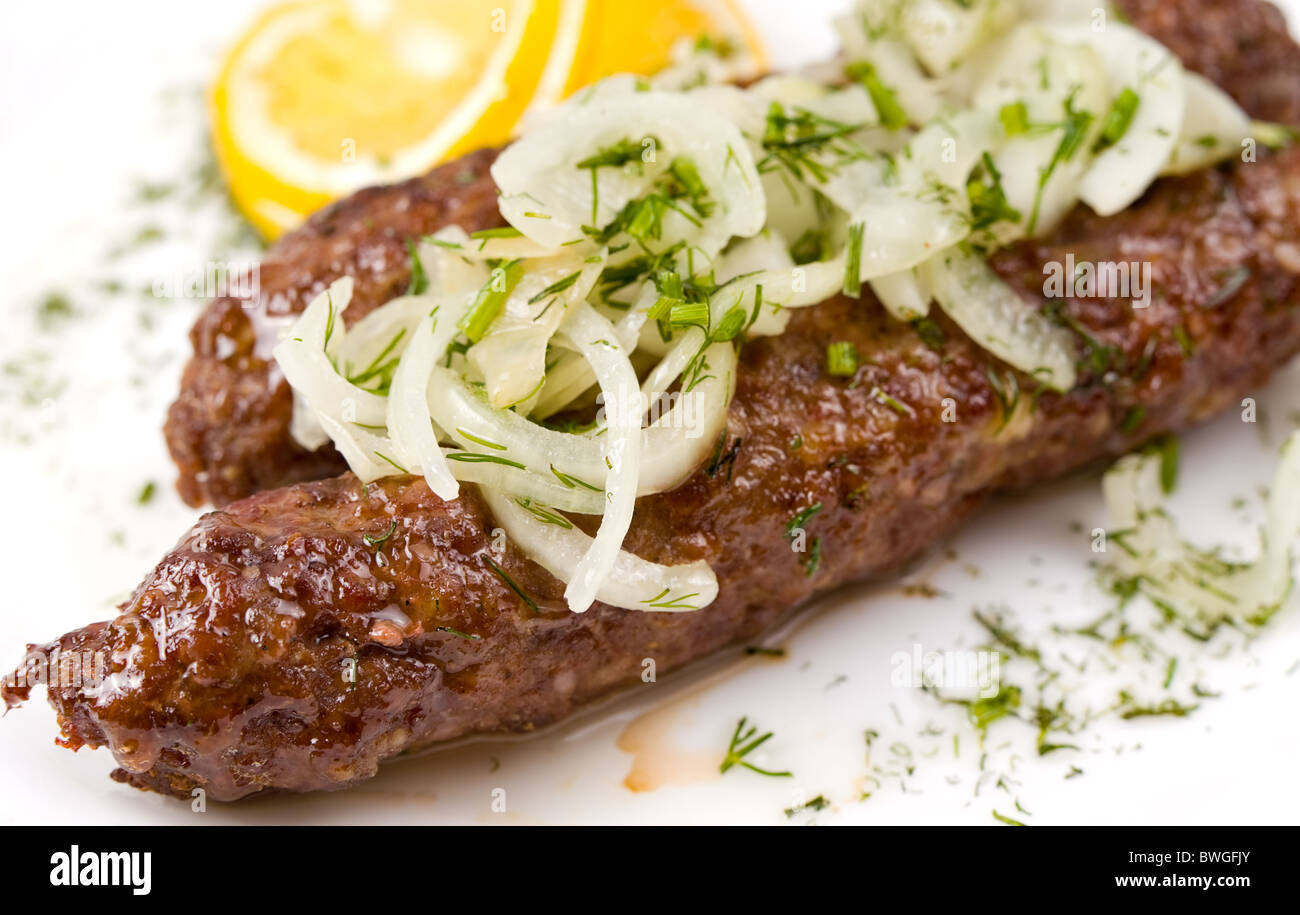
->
8;0;1300;799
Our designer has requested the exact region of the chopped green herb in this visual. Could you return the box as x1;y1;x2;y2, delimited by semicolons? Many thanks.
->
784;795;830;817
1205;266;1251;308
446;452;527;470
670;299;710;329
843;221;865;297
786;503;823;538
435;626;481;641
711;305;747;342
470;226;524;241
871;386;913;416
846;61;908;130
803;536;823;576
999;101;1029;136
527;270;583;305
459;259;524;342
790;229;825;265
550;464;602;491
363;519;398;549
759;101;868;183
827;341;860;377
1120;405;1146;434
374;452;409;473
967;152;1022;232
1028;91;1096;234
515;498;574;529
481;555;539;613
705;434;742;481
987;365;1021;433
576;136;656;222
1117;693;1198;719
912;317;946;351
720;717;792;777
405;239;429;295
36;292;75;330
1143;434;1180;494
456;428;507;451
642;588;702;610
1095;88;1141;152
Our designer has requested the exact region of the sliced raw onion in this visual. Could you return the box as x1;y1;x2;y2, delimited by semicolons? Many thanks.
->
466;250;605;408
491;91;764;254
387;295;471;501
1163;72;1252;176
272;1;1256;622
902;0;1021;76
1046;22;1186;217
970;25;1109;239
923;245;1077;391
554;304;644;612
871;266;932;321
274;278;391;431
1102;431;1300;630
481;489;718;612
835;11;945;125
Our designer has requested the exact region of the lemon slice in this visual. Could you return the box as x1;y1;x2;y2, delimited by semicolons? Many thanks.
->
212;0;763;240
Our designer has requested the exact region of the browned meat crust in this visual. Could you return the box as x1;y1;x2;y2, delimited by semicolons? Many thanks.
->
165;0;1300;510
7;0;1300;800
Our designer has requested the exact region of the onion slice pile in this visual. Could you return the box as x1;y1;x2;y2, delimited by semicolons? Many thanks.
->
273;0;1274;616
1102;433;1300;633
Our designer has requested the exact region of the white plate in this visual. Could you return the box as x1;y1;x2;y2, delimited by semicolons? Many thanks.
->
0;0;1298;826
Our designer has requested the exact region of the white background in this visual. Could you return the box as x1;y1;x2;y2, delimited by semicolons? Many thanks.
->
0;0;1298;825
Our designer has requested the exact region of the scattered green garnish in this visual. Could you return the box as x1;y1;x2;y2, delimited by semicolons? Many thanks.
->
1094;88;1141;153
720;717;792;777
481;554;539;613
846;61;908;130
363;519;398;549
460;259;524;342
827;341;860;377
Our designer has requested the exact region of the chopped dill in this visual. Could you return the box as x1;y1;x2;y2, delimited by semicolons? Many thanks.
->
1094;88;1141;153
720;717;792;777
460;259;524;343
843;221;865;297
759;100;868;183
435;626;482;641
446;452;527;470
405;239;429;295
845;61;908;130
481;555;539;613
550;464;602;491
986;365;1021;432
827;341;860;377
527;270;582;304
642;588;702;610
363;519;398;549
784;795;830;818
456;428;507;451
515;498;574;529
374;452;409;473
786;503;823;537
706;434;742;482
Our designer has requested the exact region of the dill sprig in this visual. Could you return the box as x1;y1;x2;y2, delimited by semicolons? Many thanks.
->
720;717;792;777
481;555;539;613
363;519;398;550
758;101;868;183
